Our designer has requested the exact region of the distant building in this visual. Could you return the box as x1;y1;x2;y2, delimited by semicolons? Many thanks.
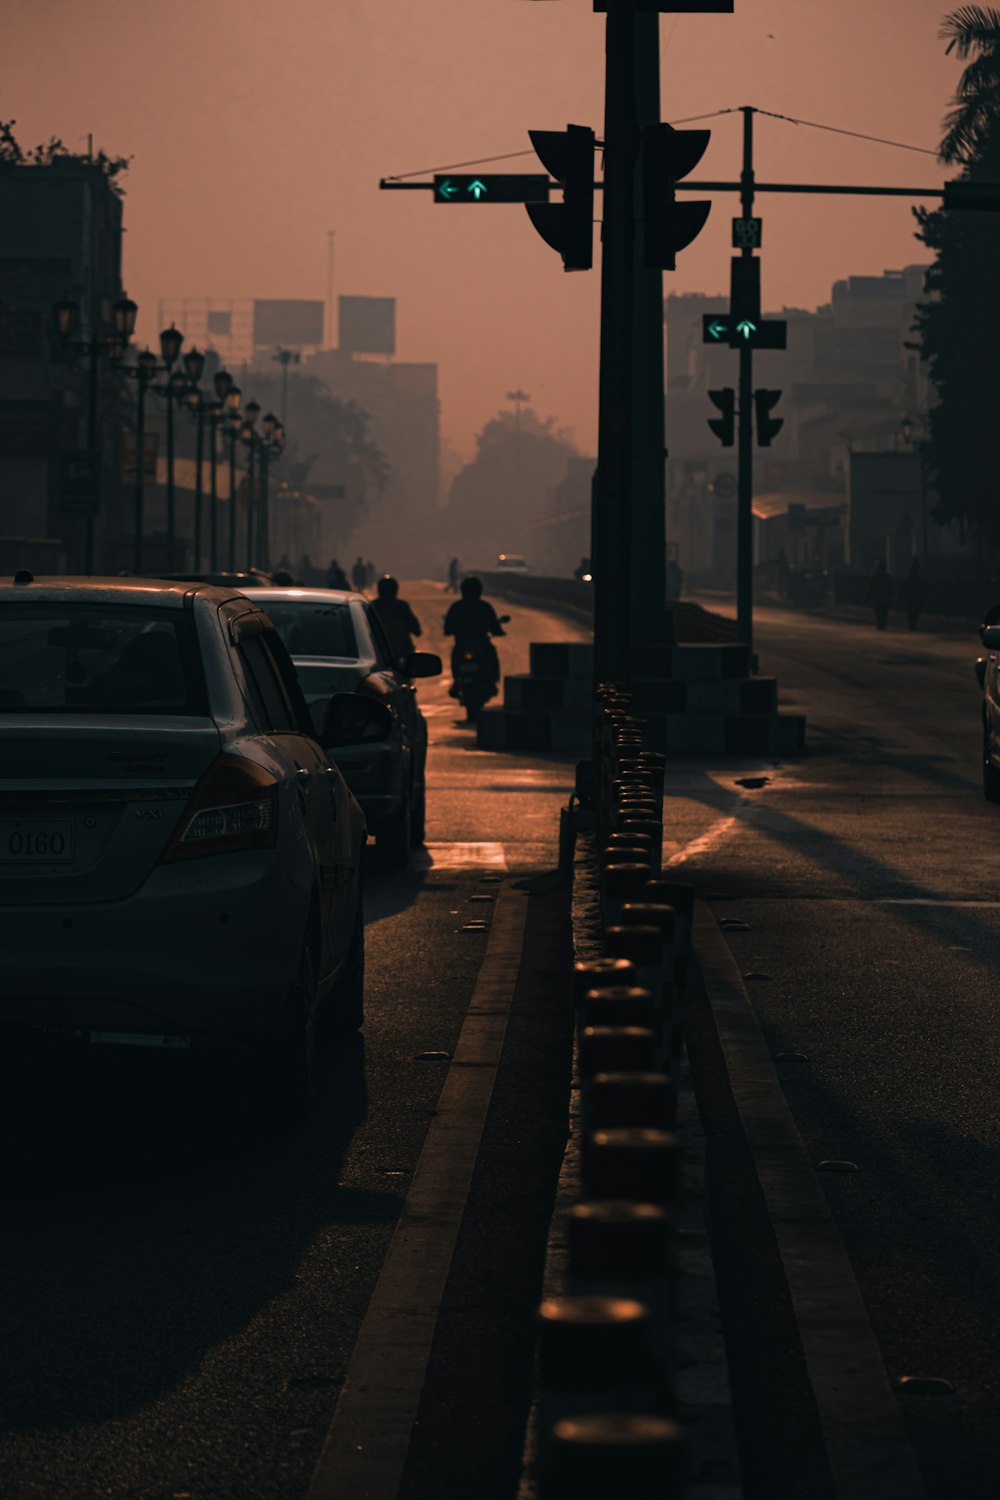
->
301;347;440;572
0;160;124;571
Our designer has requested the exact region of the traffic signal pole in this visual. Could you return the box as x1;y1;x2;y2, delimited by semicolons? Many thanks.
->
737;105;755;651
593;3;637;687
630;13;668;648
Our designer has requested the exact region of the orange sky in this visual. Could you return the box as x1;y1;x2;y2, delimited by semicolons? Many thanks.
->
3;0;963;461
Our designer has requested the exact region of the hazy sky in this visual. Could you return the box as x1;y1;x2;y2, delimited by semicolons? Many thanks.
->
3;0;963;460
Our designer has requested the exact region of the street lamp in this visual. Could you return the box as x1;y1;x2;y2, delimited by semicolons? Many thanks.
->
203;398;223;570
52;292;140;572
122;347;159;573
224;395;241;571
184;385;206;571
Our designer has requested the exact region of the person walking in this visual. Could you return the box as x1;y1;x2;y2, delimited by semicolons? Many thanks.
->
371;575;422;668
351;555;367;593
325;557;349;590
898;558;927;631
447;556;461;593
866;560;894;631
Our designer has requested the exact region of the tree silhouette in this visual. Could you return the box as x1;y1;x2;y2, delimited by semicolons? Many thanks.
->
911;8;1000;546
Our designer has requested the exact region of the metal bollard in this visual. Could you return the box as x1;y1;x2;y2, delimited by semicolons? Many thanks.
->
603;864;656;927
567;1200;677;1367
620;818;663;872
581;986;659;1035
536;1296;657;1457
619;902;681;1054
573;957;636;1008
643;879;694;989
542;1414;687;1500
590;1071;676;1130
604;924;668;1068
579;1026;658;1078
583;1126;680;1207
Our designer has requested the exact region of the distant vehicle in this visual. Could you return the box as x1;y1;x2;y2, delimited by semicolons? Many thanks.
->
0;574;385;1119
251;588;441;867
495;553;530;573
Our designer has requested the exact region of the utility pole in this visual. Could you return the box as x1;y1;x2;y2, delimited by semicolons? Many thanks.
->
326;231;335;348
630;14;668;647
594;2;637;687
737;105;755;650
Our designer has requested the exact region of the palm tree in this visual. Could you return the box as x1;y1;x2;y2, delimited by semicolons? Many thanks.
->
939;6;1000;163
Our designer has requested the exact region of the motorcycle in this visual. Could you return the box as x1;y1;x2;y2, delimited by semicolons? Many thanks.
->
451;616;510;723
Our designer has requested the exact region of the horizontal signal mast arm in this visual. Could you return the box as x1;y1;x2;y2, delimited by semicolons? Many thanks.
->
677;180;947;198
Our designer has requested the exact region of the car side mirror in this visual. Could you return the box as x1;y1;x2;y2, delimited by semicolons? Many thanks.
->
320;692;392;749
405;650;443;679
499;614;511;625
982;626;1000;650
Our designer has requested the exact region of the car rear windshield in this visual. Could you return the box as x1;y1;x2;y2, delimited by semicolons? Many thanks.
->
0;603;208;715
262;601;358;659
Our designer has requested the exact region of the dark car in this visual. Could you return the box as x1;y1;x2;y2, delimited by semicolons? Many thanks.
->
252;588;441;867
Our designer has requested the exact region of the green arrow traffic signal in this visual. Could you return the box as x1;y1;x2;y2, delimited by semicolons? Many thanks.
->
708;319;729;340
736;319;757;340
467;178;487;200
438;179;457;200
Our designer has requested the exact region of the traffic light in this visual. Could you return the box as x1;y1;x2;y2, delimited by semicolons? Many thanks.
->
642;123;712;270
754;388;783;446
433;175;551;204
526;125;596;271
708;389;736;447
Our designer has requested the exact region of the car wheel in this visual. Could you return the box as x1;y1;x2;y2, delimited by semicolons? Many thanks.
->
984;725;1000;803
332;887;365;1036
410;786;426;846
253;943;318;1126
378;796;411;868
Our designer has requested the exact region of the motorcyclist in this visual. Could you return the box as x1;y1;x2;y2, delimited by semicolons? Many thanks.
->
443;576;506;695
371;574;422;667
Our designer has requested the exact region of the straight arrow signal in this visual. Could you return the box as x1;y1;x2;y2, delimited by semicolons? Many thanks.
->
736;319;758;340
467;178;488;200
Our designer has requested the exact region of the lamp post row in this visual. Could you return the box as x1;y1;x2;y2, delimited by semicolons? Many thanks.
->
52;299;286;576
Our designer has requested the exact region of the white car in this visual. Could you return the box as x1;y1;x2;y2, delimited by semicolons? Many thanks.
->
0;574;384;1118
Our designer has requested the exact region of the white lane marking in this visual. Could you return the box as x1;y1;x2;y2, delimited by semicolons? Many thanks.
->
413;842;508;870
306;884;529;1500
664;815;739;868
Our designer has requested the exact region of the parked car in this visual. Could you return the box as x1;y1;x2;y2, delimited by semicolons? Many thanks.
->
250;588;441;867
495;553;530;573
0;573;386;1118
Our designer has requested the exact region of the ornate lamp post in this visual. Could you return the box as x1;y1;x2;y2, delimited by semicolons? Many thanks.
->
241;399;261;569
52;293;138;572
157;324;185;571
224;390;242;571
129;348;158;572
181;346;206;571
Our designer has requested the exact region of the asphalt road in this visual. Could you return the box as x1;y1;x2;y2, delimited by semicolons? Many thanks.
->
0;581;587;1500
671;601;1000;1500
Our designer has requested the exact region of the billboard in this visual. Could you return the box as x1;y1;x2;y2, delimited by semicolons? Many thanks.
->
339;296;395;356
253;299;324;349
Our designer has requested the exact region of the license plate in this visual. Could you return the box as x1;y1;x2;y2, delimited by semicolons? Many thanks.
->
0;819;75;864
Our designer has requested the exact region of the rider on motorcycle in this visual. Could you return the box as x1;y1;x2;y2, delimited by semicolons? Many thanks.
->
443;576;506;697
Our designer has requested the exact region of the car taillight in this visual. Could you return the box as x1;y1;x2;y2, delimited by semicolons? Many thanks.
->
162;756;279;862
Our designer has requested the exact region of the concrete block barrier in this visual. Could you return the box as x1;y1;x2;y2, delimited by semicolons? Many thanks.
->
503;673;594;712
529;640;595;678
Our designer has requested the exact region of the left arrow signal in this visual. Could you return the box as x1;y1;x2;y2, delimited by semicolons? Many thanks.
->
438;179;457;200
